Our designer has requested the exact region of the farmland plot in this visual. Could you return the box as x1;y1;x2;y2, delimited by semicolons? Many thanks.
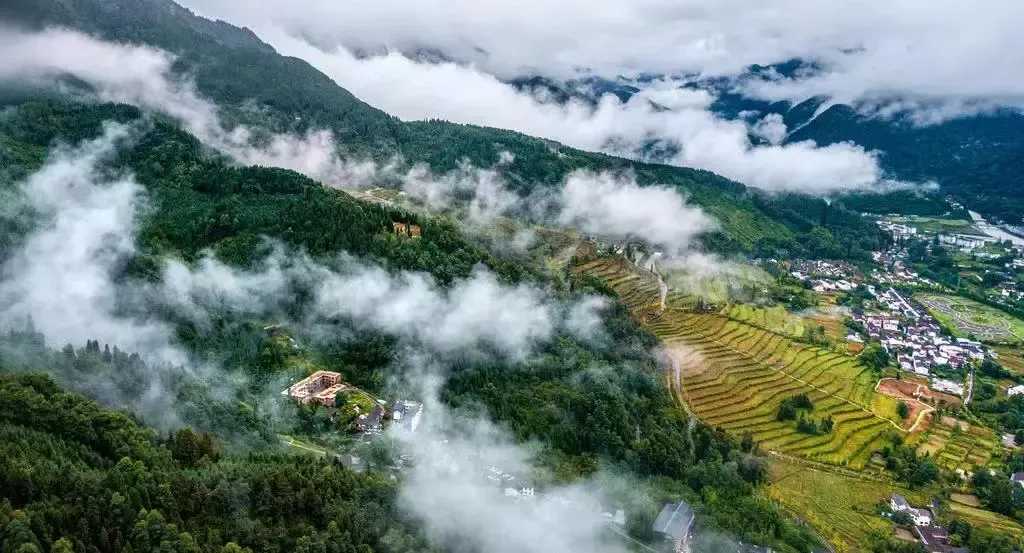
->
573;257;901;468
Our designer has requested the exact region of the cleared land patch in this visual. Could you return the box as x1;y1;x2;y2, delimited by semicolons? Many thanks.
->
574;257;901;469
917;293;1024;343
875;378;934;431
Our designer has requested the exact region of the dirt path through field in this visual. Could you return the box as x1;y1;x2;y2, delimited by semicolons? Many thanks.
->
873;377;963;432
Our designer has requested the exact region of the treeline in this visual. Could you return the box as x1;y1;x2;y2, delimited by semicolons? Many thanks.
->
0;372;435;553
0;101;524;286
0;326;280;447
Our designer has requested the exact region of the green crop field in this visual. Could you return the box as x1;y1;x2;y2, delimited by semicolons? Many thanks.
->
574;257;902;469
949;499;1024;538
766;459;894;553
727;304;807;339
884;215;984;236
914;417;999;472
917;293;1024;343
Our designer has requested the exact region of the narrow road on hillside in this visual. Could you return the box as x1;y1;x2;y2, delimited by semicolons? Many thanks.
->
965;367;975;406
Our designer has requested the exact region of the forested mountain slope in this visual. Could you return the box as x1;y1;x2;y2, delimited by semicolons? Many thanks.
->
785;103;1024;222
0;101;515;283
0;372;432;553
707;63;1024;222
0;99;824;552
0;3;910;552
0;0;886;260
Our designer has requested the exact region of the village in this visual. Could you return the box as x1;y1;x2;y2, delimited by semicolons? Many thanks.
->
851;286;986;398
877;215;1024;308
785;256;984;400
779;215;1024;551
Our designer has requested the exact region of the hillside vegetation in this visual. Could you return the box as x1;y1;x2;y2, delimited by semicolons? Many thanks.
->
0;101;827;551
1;0;887;260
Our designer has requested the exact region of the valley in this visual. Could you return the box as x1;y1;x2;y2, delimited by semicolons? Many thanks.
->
0;2;1023;553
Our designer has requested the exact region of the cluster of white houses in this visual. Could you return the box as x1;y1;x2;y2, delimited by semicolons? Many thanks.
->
890;495;968;553
853;288;987;397
788;259;860;293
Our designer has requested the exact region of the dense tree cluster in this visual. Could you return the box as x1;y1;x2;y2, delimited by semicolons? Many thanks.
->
880;442;938;487
0;373;432;553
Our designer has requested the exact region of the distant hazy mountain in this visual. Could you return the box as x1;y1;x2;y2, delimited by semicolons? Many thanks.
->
0;0;892;260
512;61;1024;223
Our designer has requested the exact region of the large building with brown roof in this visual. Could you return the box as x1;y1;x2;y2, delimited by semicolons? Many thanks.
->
282;370;345;407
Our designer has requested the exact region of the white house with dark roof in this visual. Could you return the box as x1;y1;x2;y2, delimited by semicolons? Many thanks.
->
890;494;933;526
653;501;695;553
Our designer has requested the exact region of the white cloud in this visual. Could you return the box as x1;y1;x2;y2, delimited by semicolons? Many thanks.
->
205;30;888;194
155;241;608;361
183;0;1024;114
751;113;787;145
0;122;187;364
388;371;629;553
400;162;526;226
392;162;720;256
558;171;715;252
0;27;368;187
314;265;573;360
0;26;895;195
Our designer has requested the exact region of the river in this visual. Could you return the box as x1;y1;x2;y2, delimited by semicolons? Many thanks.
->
968;210;1024;247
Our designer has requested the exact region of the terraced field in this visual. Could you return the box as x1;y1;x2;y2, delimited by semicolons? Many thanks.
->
766;458;894;552
917;293;1024;343
994;346;1024;375
949;498;1024;539
574;257;901;469
914;417;999;471
727;304;807;338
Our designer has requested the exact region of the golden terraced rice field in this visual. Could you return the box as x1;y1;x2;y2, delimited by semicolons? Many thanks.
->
574;257;902;469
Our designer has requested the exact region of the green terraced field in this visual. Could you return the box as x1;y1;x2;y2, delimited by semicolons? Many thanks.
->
917;293;1024;343
727;303;807;339
574;257;902;469
916;419;999;472
767;458;894;553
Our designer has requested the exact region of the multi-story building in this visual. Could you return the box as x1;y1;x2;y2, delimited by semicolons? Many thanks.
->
282;370;345;407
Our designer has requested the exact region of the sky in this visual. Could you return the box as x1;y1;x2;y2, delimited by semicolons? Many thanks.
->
182;0;1024;99
173;0;1024;194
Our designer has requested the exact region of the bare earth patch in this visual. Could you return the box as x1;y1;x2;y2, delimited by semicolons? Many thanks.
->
875;377;952;431
877;377;961;408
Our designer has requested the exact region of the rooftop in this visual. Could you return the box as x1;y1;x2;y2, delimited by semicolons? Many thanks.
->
652;501;693;540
